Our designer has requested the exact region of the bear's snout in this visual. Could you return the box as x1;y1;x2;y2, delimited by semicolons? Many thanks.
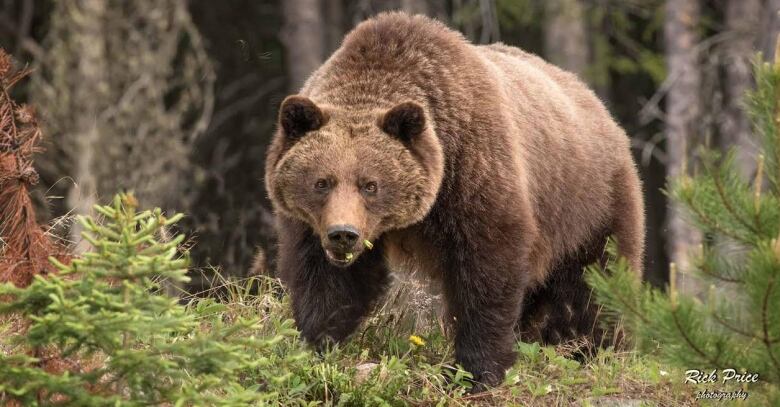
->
327;224;360;249
323;224;364;267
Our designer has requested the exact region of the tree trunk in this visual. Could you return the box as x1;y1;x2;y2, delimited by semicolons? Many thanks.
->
761;0;780;61
399;0;447;20
720;0;761;179
351;0;399;26
478;0;500;43
66;0;106;250
544;0;588;77
452;0;477;42
401;0;428;15
32;0;214;256
281;0;325;92
324;0;345;55
664;0;702;293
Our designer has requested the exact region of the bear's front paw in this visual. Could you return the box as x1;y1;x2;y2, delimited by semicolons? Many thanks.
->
443;361;506;393
453;346;516;393
467;367;504;393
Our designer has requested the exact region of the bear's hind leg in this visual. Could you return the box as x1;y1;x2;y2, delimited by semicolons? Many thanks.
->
519;159;646;350
518;231;610;350
609;162;645;275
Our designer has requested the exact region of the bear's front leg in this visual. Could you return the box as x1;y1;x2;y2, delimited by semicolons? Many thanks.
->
276;218;390;348
439;218;531;392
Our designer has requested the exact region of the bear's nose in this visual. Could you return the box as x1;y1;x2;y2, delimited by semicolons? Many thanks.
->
327;225;360;248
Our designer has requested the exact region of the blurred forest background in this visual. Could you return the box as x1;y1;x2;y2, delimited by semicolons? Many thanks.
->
0;0;778;293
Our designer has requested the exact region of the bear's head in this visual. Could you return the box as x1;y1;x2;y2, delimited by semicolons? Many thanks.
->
266;95;444;267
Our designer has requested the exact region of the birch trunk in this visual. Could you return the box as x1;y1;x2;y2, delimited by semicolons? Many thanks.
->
282;0;325;92
664;0;703;293
761;0;780;61
66;0;106;250
720;0;761;179
544;0;588;77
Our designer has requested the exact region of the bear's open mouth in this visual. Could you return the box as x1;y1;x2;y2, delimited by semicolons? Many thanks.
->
324;249;358;267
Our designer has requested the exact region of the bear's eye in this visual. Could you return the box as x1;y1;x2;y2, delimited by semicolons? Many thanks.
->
362;181;378;195
314;178;329;192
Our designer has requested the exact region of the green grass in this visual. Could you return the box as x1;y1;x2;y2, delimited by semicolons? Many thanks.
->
175;273;700;406
5;267;774;405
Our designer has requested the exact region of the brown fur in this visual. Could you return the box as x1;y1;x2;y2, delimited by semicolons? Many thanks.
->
265;12;644;391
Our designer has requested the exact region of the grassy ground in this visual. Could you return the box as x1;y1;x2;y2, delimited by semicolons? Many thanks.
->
182;273;701;406
4;270;774;406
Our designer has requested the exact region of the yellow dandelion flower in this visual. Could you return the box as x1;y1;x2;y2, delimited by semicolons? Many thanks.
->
409;335;426;347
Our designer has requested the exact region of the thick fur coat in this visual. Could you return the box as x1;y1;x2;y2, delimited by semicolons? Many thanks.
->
265;12;645;389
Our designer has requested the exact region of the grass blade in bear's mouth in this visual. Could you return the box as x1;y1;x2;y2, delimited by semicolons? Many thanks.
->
363;240;374;250
325;249;354;264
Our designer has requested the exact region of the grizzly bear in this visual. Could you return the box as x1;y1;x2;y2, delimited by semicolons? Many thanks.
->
265;12;644;390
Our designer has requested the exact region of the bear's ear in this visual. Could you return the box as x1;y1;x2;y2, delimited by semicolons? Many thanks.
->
279;95;327;139
380;102;426;142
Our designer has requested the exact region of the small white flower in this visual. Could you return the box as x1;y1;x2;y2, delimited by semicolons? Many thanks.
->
545;384;553;393
660;370;669;376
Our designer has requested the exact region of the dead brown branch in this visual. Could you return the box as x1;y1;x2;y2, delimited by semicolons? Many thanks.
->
0;48;69;287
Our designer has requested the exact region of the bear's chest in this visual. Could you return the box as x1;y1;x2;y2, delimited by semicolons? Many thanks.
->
382;227;442;282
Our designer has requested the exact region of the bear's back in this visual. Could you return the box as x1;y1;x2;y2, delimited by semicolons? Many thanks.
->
301;12;467;107
475;42;634;267
306;13;629;165
477;42;628;153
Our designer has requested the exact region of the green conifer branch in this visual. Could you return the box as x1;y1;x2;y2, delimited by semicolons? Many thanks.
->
0;192;304;405
587;49;780;396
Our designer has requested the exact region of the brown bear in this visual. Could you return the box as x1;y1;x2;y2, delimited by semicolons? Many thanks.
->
265;12;644;390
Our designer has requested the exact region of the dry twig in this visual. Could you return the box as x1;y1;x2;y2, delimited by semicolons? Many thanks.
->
0;48;69;287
